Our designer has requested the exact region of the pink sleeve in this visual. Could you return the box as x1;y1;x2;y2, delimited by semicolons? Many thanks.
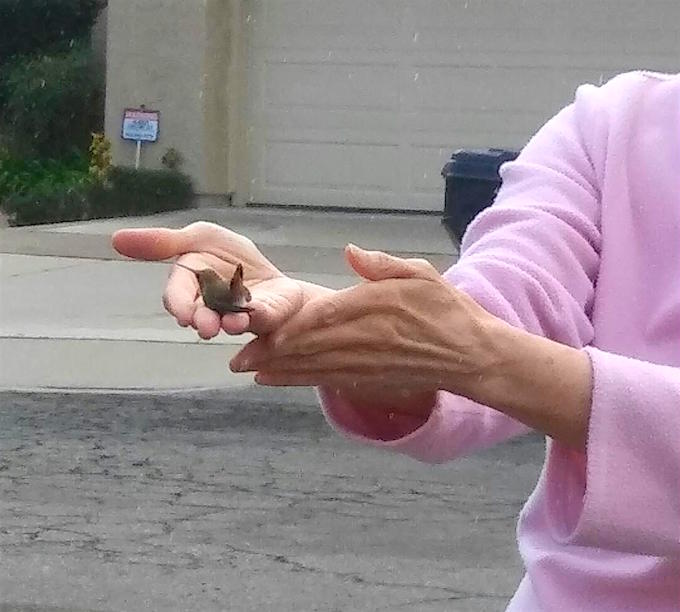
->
320;76;614;462
545;347;680;558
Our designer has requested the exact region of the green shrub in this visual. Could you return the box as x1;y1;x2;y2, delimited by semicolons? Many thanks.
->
0;43;103;158
2;185;90;226
0;154;91;200
0;155;194;225
0;0;105;61
0;154;92;225
88;167;194;218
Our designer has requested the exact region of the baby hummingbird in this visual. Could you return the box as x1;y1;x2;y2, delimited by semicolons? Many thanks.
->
175;262;253;315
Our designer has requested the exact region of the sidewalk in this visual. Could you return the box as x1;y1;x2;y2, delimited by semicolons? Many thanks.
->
0;207;458;392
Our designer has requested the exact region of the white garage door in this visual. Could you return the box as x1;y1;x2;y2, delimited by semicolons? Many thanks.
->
244;1;679;211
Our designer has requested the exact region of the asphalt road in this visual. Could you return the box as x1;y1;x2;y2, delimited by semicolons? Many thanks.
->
0;387;544;612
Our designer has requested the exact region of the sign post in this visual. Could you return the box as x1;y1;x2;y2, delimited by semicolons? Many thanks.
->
135;140;142;169
121;108;160;168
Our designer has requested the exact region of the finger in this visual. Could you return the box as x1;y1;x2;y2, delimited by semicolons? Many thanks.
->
112;221;247;262
193;304;222;339
162;261;202;326
263;289;369;348
112;227;186;261
275;318;395;361
231;343;397;375
229;336;273;372
345;243;438;282
221;311;251;335
253;369;391;388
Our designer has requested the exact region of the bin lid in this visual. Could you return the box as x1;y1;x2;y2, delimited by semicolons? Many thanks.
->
441;148;519;180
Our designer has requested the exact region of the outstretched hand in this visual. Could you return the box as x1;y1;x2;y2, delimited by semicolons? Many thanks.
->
112;221;327;339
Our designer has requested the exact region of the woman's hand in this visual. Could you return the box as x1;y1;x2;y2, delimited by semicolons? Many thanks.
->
231;244;592;448
112;221;333;339
230;245;504;401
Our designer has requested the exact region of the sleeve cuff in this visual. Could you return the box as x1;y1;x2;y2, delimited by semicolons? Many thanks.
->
316;386;446;454
545;346;680;557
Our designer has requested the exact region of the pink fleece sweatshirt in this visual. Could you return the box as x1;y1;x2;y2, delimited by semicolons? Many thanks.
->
319;70;680;611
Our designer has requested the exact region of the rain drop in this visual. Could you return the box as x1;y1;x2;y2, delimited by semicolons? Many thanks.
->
413;72;420;82
413;32;420;43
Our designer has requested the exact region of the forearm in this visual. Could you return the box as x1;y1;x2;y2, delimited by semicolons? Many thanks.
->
300;277;592;447
451;319;592;450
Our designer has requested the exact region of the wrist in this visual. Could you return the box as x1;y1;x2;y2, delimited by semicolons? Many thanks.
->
450;318;592;449
440;314;513;399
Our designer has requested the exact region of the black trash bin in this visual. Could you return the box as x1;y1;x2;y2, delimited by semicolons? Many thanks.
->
441;148;519;245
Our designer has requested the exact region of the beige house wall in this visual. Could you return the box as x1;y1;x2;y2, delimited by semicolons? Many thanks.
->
104;0;244;199
106;2;680;209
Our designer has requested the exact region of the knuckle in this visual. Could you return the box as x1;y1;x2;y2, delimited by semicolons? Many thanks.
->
409;257;436;273
184;221;222;246
318;300;340;327
187;220;214;232
376;251;394;268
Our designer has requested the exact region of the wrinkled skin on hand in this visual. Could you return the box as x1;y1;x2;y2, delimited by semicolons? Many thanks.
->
229;245;499;400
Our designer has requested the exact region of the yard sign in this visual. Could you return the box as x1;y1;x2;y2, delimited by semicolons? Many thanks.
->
121;108;160;168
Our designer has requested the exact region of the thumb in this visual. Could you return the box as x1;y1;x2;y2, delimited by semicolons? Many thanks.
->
345;243;438;282
112;227;185;261
112;221;246;262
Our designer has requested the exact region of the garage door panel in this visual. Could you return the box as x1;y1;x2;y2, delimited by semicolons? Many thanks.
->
264;62;400;110
262;112;401;138
255;26;403;54
264;142;401;191
260;0;401;51
403;109;547;139
262;110;400;136
265;0;400;30
245;0;679;210
409;145;451;193
413;1;677;31
254;186;418;211
407;66;563;113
